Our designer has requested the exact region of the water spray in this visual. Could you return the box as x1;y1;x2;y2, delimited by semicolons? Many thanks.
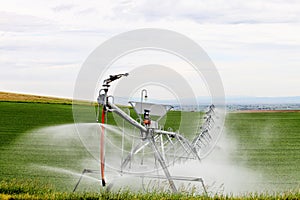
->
74;73;221;194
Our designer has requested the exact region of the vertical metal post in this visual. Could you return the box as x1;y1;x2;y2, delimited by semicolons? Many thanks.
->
147;130;177;193
100;88;108;187
140;89;148;120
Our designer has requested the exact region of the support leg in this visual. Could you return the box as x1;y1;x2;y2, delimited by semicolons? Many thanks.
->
148;136;177;193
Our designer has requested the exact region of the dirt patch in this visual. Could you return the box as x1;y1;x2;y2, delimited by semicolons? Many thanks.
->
0;91;73;104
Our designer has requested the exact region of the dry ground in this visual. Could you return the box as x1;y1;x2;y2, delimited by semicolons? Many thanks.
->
0;91;73;104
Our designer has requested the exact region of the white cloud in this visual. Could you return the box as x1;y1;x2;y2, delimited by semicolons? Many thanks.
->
0;0;300;98
52;4;76;13
108;0;300;24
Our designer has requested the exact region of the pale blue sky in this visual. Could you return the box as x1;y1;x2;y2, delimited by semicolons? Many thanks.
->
1;0;300;98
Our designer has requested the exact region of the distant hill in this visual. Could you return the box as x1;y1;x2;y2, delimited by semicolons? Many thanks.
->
0;92;73;104
1;91;299;107
146;96;300;105
225;96;300;104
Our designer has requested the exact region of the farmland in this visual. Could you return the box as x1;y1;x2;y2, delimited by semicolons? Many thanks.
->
0;92;73;104
0;93;300;199
226;112;300;191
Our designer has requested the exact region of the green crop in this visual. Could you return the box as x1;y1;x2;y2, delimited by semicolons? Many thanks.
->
0;101;300;198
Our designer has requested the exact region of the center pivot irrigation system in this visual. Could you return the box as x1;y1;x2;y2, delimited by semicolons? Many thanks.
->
73;73;220;193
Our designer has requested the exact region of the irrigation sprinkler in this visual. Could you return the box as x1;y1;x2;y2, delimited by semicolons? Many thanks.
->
74;73;221;194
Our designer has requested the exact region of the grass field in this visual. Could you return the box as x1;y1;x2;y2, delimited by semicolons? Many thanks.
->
226;112;300;190
0;93;300;199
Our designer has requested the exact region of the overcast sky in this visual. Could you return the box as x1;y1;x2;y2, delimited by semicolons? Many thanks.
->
1;0;300;98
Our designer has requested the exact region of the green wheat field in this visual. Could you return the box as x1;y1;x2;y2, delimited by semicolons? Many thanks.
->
0;93;299;199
